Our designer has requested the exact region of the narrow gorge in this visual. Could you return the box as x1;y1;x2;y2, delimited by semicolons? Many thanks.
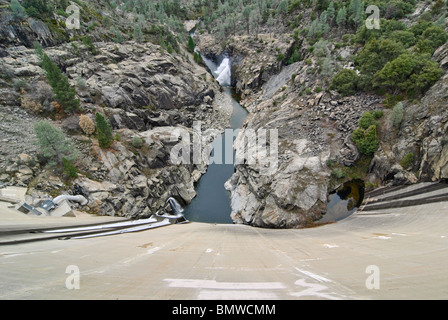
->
1;0;447;230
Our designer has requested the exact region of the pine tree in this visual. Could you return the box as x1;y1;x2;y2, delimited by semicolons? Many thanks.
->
10;0;28;20
34;120;77;167
243;6;251;34
307;18;322;39
336;6;347;28
348;0;364;27
62;157;78;178
187;36;195;53
34;42;79;113
133;24;144;43
327;1;335;25
95;112;114;148
276;0;288;17
316;0;329;12
320;10;330;34
389;102;404;129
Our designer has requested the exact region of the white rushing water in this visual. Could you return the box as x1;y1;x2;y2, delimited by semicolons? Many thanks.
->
214;57;231;86
201;55;232;87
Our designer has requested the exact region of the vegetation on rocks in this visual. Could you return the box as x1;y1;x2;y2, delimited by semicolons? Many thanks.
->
34;42;79;113
33;120;77;167
95;112;114;149
2;0;448;227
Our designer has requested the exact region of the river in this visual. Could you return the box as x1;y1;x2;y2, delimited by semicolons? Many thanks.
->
183;55;248;224
183;50;363;225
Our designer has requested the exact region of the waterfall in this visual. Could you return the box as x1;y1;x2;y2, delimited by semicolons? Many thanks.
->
214;57;231;86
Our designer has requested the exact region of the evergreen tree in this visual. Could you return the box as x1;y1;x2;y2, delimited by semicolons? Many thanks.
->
250;9;261;36
373;53;443;96
10;0;28;20
316;0;329;12
336;6;347;28
276;0;288;17
267;15;276;38
95;112;114;148
133;24;144;43
34;42;79;113
243;6;251;34
22;0;50;18
34;120;77;167
330;69;359;96
389;102;404;129
111;26;124;43
319;10;330;34
327;1;335;25
308;18;322;39
62;157;78;178
187;36;195;53
348;0;364;27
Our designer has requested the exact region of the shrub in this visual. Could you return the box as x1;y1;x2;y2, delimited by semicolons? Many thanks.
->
81;35;97;55
352;125;380;155
330;69;359;96
277;53;285;62
23;0;50;18
373;53;443;96
34;120;77;167
287;47;300;65
76;77;87;90
358;111;377;130
373;110;384;119
332;168;346;179
389;30;416;48
133;24;144;43
95;112;113;148
410;21;433;37
32;81;54;106
390;102;404;129
21;96;43;114
79;115;96;135
193;52;203;64
400;153;414;169
355;38;405;76
132;136;145;149
10;0;28;20
422;26;448;49
13;79;30;92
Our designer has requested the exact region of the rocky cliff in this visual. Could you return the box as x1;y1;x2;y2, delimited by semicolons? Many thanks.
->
0;25;231;217
1;0;447;228
197;5;448;228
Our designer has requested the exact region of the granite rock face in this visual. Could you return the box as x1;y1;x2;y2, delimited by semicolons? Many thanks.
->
0;39;231;218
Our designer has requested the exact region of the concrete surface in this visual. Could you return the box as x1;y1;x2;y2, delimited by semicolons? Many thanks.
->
0;187;27;204
1;198;448;300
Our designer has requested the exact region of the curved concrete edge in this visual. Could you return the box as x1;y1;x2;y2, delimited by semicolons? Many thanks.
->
1;200;447;300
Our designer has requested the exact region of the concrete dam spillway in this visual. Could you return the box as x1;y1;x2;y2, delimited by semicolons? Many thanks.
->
1;181;448;299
